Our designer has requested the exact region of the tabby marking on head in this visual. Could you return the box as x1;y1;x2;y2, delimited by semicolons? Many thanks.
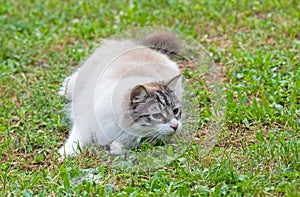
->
129;75;182;138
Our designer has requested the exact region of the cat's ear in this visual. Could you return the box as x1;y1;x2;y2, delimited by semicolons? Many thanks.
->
130;85;149;103
165;73;182;90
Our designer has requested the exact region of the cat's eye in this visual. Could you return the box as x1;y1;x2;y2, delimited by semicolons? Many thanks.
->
152;113;163;119
173;108;180;115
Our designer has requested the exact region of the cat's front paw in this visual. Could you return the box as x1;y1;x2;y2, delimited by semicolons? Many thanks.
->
58;146;73;160
109;142;127;155
58;144;80;160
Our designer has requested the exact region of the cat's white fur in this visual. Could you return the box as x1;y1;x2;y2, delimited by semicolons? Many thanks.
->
58;39;183;157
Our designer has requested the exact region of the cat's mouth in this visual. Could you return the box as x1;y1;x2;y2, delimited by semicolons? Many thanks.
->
161;130;176;136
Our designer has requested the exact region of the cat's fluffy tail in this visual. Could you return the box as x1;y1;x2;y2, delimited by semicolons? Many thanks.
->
139;31;181;58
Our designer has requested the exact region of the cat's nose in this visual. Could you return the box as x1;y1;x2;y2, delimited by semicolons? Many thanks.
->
170;123;178;131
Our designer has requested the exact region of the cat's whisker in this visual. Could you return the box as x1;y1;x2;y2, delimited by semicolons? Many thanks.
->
144;132;161;145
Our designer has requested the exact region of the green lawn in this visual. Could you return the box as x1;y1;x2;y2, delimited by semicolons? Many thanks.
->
1;0;299;196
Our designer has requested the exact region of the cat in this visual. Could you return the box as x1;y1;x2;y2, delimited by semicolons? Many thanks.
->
58;31;183;157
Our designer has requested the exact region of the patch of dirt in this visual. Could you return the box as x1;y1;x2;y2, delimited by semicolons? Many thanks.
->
207;35;233;49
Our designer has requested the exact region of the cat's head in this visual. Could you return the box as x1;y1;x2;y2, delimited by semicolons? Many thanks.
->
128;74;182;138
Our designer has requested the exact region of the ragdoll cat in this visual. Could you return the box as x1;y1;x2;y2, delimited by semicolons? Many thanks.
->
58;32;183;157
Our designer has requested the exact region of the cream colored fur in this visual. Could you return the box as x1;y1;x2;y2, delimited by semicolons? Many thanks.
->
58;39;182;157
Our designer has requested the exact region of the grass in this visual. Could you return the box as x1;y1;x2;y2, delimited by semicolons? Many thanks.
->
1;0;299;196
